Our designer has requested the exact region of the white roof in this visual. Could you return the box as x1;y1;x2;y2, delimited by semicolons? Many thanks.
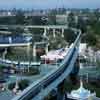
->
70;80;95;99
79;43;87;54
41;48;68;60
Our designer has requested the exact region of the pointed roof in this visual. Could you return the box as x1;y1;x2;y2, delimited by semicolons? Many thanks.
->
70;80;94;99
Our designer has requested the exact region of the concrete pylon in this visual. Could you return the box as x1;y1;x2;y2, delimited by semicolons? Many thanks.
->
33;44;36;61
43;28;47;37
69;57;80;84
3;48;7;60
45;44;49;54
57;80;65;100
53;29;56;38
61;29;64;38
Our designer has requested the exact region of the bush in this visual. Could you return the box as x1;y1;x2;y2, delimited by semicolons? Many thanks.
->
8;82;15;90
19;79;29;90
8;79;29;91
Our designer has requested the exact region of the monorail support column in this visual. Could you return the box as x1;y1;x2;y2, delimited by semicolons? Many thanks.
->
43;28;47;37
27;43;31;72
2;48;7;60
47;80;66;100
45;88;57;100
33;44;36;62
56;80;66;100
61;28;64;38
53;29;56;38
69;56;80;85
45;43;49;54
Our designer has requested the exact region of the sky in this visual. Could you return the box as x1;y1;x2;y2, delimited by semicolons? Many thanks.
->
0;0;100;9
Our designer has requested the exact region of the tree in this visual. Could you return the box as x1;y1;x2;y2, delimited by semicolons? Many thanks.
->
64;29;76;44
19;79;29;90
88;34;98;46
67;12;76;28
15;10;25;24
77;17;87;33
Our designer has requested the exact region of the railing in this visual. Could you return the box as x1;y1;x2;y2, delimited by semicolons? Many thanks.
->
12;29;81;100
0;42;32;47
0;58;41;67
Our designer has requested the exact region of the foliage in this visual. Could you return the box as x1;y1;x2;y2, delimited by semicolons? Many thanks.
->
15;10;25;24
8;82;15;90
67;12;76;28
64;29;76;44
19;79;29;90
8;79;29;90
85;33;97;46
48;32;67;49
77;17;87;33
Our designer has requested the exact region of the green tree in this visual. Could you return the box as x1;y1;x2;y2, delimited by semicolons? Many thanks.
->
77;17;87;33
15;10;25;24
67;12;76;28
64;29;76;44
19;79;29;90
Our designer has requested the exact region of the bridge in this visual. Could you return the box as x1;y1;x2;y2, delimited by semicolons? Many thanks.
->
0;25;69;29
0;25;78;41
0;25;78;35
10;28;81;100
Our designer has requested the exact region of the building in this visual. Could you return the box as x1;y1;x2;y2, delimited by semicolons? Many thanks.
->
56;14;68;25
